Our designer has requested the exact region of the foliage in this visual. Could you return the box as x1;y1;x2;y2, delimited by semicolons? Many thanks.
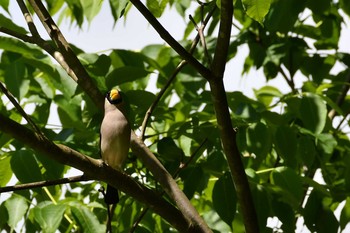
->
0;0;350;232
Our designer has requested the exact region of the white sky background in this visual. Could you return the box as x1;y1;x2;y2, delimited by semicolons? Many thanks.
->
2;1;350;232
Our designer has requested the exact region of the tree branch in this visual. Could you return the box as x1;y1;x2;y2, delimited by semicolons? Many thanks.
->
210;0;233;79
0;175;90;193
140;6;217;139
0;113;192;232
208;0;259;232
0;81;43;137
129;0;212;80
328;70;350;119
27;0;104;109
130;132;211;232
16;0;40;37
130;138;208;232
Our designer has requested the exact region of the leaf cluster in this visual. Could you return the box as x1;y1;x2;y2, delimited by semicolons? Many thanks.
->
1;0;350;232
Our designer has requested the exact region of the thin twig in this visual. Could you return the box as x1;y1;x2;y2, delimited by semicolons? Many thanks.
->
140;6;217;140
328;70;350;119
279;66;295;92
189;14;212;65
0;175;89;193
0;81;44;138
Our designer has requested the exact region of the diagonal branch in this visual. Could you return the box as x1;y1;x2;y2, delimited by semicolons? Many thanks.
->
129;0;212;80
130;131;211;232
16;0;40;37
0;113;191;232
328;69;350;120
0;81;43;137
27;0;104;109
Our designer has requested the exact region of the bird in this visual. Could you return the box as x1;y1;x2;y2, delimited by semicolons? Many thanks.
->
100;89;131;204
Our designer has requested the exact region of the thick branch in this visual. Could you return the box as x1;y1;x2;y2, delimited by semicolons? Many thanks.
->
210;0;233;78
208;0;259;232
129;0;212;80
130;132;211;232
209;80;259;233
27;0;104;109
0;113;191;232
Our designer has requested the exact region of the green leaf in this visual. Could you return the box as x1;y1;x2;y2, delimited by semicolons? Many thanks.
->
0;37;45;58
340;197;350;230
212;173;237;226
296;136;316;167
4;59;28;101
0;155;12;186
340;0;350;17
157;137;183;162
242;0;271;25
10;150;42;183
109;0;129;20
0;14;27;34
80;0;102;23
270;167;303;206
65;0;84;26
0;0;9;12
106;66;150;88
181;166;208;199
54;95;85;129
80;54;111;77
5;195;29;230
71;205;105;233
33;202;66;233
244;122;271;158
300;94;327;134
254;85;282;106
316;133;337;156
264;0;306;33
126;90;155;110
304;190;338;233
146;0;168;18
274;126;297;166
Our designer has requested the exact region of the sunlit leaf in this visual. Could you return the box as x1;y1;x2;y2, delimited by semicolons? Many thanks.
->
242;0;271;25
300;94;327;134
5;195;28;230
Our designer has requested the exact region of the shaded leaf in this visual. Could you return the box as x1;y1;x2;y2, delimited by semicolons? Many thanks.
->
157;137;183;162
212;173;236;226
270;167;303;206
10;150;42;183
274;126;297;166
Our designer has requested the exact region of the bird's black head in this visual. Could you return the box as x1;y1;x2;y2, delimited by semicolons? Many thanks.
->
106;89;123;105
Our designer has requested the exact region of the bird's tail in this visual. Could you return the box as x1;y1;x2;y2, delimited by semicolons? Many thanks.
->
105;185;119;204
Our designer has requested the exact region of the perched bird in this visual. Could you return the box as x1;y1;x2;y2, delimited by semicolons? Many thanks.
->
100;89;131;204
